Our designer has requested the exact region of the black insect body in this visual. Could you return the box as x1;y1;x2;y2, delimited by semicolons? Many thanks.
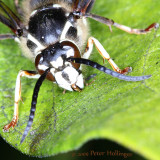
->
0;0;158;143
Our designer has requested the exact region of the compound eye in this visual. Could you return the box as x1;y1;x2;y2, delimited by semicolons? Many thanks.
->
60;41;81;69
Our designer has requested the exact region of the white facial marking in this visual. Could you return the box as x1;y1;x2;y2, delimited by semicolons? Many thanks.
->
63;66;79;84
60;21;73;40
37;64;49;71
27;34;46;54
66;48;74;57
54;72;73;91
54;66;81;91
50;68;55;75
50;57;64;68
76;74;84;89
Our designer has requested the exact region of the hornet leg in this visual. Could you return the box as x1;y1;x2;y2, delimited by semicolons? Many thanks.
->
3;70;40;132
82;37;131;74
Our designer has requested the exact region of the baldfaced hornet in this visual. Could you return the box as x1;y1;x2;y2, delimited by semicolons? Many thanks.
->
0;0;158;143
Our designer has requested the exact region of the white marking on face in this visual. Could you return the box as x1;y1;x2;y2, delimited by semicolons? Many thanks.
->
63;66;79;84
54;66;80;91
76;74;84;89
27;34;46;54
60;40;80;57
66;48;74;57
60;21;73;40
50;57;64;68
37;64;49;71
50;68;56;76
54;71;73;91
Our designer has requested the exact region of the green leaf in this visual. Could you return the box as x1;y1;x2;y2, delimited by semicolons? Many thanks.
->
0;0;160;159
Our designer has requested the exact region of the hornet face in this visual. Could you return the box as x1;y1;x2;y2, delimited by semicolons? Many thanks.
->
35;41;84;91
0;0;157;143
